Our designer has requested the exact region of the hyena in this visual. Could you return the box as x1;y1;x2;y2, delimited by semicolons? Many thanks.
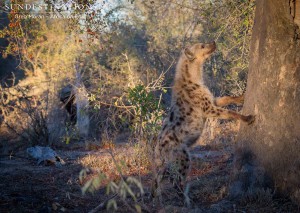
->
152;41;255;203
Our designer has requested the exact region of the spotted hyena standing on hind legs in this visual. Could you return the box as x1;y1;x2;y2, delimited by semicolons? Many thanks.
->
152;41;255;205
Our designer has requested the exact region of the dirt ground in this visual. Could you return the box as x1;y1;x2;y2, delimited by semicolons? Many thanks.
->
0;148;108;212
0;145;228;212
1;127;299;213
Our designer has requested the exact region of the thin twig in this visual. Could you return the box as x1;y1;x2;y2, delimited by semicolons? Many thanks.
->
97;101;135;109
88;193;117;213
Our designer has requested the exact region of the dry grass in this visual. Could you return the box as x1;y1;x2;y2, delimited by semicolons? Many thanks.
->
78;144;151;192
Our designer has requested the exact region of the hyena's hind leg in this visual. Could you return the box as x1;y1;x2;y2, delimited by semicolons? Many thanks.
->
169;147;190;191
151;165;166;205
152;146;190;195
171;145;191;206
151;154;167;198
214;94;244;107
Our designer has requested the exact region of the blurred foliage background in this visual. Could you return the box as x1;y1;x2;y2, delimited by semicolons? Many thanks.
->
0;0;255;146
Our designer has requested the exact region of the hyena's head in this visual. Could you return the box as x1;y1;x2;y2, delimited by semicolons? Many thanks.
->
183;41;216;63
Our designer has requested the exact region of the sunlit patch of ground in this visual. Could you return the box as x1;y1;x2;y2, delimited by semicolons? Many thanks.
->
79;145;149;176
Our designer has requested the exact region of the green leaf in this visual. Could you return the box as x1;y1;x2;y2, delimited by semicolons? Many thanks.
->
107;199;117;211
135;204;142;213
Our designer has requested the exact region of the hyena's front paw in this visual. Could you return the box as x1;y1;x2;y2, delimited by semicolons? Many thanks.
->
235;94;245;105
244;115;255;125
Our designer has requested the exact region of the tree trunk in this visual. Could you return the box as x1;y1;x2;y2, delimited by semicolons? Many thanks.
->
75;62;90;138
231;0;300;204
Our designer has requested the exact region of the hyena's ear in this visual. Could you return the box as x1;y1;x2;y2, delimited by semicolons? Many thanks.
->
184;48;195;61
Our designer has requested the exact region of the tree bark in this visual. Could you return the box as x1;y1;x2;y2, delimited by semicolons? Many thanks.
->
75;62;90;138
231;0;300;204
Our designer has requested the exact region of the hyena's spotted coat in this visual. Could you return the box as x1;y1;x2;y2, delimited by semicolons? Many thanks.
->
153;41;255;200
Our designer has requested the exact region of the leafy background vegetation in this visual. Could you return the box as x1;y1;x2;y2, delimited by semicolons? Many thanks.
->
1;1;254;140
0;0;255;143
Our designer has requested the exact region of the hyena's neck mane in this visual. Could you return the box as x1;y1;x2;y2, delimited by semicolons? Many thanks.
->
174;56;204;85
